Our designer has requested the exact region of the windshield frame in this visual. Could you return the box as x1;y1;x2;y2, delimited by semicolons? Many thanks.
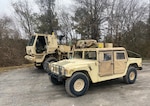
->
27;36;36;46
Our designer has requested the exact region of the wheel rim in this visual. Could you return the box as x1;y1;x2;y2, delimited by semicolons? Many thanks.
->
129;71;135;80
73;79;85;92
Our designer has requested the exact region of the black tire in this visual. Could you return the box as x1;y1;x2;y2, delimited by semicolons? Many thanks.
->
65;72;89;97
43;57;57;72
123;67;137;84
50;75;62;85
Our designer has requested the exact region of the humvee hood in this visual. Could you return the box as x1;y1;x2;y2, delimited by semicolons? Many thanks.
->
53;59;95;68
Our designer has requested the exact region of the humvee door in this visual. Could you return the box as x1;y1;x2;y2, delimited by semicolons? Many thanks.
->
99;51;113;76
114;51;127;74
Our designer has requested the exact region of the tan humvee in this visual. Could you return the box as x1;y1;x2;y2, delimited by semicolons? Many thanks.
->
48;46;142;97
25;33;72;72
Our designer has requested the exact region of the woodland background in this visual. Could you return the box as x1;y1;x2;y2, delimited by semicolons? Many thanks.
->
0;0;149;67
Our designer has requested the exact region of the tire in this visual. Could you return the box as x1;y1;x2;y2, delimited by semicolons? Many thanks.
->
123;67;137;84
50;75;62;85
65;72;89;97
43;57;57;72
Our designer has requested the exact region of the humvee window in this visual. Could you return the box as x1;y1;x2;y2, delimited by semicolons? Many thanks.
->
117;52;125;59
85;51;96;60
74;51;82;58
104;53;112;61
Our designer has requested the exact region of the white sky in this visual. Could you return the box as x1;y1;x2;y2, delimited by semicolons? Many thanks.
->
0;0;12;16
0;0;148;17
0;0;73;17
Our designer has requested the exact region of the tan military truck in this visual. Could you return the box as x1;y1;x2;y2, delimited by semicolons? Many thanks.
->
25;33;72;72
48;45;142;97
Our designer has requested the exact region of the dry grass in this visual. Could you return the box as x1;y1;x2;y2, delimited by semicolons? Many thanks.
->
0;64;34;72
0;38;29;67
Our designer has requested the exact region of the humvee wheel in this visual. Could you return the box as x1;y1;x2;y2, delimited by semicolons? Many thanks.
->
43;57;57;72
65;72;89;97
74;79;85;92
123;67;137;84
50;75;62;85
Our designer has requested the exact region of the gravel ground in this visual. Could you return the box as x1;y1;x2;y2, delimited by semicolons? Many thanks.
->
0;63;150;106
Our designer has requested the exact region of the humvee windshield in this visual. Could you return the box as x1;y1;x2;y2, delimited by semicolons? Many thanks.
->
74;51;82;59
85;51;97;60
27;36;35;46
74;51;97;60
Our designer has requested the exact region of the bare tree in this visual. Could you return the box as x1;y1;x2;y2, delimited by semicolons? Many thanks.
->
12;0;35;38
0;16;20;39
73;0;109;40
106;0;148;45
58;10;74;44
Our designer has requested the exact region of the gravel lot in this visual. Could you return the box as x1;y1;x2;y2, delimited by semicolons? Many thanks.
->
0;63;150;106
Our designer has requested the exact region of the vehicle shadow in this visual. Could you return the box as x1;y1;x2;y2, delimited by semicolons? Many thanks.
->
88;78;125;93
30;67;47;74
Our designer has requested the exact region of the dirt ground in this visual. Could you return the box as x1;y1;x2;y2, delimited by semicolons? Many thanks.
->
0;63;150;106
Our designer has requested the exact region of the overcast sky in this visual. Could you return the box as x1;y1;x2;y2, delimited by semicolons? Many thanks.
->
0;0;149;17
0;0;73;17
0;0;149;19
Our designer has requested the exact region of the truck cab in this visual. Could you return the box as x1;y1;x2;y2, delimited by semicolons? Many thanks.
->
48;47;142;97
25;33;71;71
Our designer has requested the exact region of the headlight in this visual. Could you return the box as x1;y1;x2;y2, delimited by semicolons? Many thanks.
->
61;67;67;75
50;65;54;71
50;64;66;75
56;65;59;74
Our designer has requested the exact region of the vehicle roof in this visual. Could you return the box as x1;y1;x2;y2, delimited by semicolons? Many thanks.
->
75;47;126;52
32;33;51;36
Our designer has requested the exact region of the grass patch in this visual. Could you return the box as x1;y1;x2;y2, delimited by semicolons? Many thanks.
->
0;64;34;72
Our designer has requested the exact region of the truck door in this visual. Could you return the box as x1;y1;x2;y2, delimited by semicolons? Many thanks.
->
35;36;46;54
47;34;58;53
99;51;113;76
114;51;127;74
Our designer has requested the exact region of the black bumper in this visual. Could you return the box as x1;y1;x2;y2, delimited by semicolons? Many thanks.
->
137;67;142;70
48;72;66;81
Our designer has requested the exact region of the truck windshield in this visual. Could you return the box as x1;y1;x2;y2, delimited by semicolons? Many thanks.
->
74;51;82;59
27;36;35;46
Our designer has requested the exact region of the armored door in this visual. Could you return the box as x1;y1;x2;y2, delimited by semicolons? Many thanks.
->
99;51;114;76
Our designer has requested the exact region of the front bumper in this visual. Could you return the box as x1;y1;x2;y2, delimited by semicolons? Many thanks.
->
137;67;142;70
24;55;35;62
48;72;66;82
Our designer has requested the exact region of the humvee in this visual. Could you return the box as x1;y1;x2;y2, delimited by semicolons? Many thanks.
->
48;44;142;97
25;33;72;72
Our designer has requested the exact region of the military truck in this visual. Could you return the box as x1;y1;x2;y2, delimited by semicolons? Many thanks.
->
48;44;142;97
25;33;72;72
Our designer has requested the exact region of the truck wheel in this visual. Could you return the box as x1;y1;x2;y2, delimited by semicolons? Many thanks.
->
123;67;137;84
65;72;89;97
43;57;57;72
50;75;62;85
